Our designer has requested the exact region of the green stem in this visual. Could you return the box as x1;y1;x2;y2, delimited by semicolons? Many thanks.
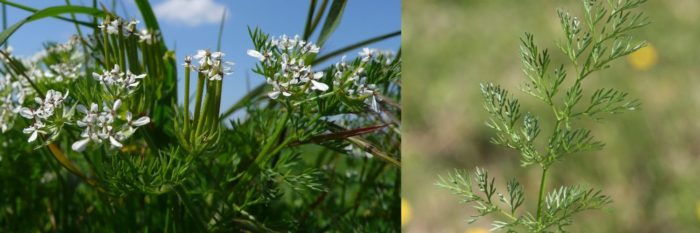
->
183;66;191;135
195;79;212;138
102;27;110;68
258;110;290;158
191;72;205;141
292;90;338;107
535;167;549;222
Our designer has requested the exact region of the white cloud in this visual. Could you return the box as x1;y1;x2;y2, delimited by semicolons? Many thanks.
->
154;0;227;27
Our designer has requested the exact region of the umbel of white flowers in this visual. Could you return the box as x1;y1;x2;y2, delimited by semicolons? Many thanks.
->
1;37;84;134
246;34;328;99
191;49;234;81
0;74;28;133
71;100;150;152
19;89;69;142
98;18;158;44
92;64;146;98
331;48;394;112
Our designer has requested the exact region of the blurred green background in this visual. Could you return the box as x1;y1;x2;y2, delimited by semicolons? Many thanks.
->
403;0;700;232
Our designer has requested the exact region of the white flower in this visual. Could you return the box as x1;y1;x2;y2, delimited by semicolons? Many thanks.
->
211;51;224;59
72;101;150;152
23;121;45;142
71;138;90;152
311;80;329;92
190;50;233;81
126;111;150;127
109;136;123;148
93;65;146;98
359;48;375;62
267;82;291;99
138;29;154;44
303;43;320;54
254;34;327;99
125;19;140;35
99;19;121;35
182;56;194;68
19;107;34;119
194;49;211;67
247;49;267;62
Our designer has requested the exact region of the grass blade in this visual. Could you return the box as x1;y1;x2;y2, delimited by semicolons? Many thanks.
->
0;0;97;27
216;9;226;51
303;0;317;40
0;5;104;46
315;0;346;48
312;30;401;65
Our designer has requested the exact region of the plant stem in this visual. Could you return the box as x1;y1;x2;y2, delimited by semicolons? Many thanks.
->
535;166;548;221
191;72;205;141
183;66;191;135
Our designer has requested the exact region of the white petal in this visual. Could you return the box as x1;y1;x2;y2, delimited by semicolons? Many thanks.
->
211;52;224;59
71;138;90;152
194;50;207;59
311;80;329;91
209;74;222;81
247;50;266;61
313;72;324;80
370;95;379;112
19;108;34;119
132;116;150;127
125;111;133;121
28;131;38;142
109;136;123;148
282;91;292;97
268;91;280;99
113;99;122;111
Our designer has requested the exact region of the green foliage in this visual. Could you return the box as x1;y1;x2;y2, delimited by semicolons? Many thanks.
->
0;1;400;232
437;0;647;232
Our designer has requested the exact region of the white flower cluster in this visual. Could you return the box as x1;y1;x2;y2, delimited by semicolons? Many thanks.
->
190;49;233;81
71;100;150;152
98;18;158;44
0;75;29;132
46;63;83;81
92;64;146;98
0;46;13;63
18;90;69;142
331;53;381;112
358;48;394;64
46;36;80;54
344;144;374;159
137;29;157;44
247;35;328;99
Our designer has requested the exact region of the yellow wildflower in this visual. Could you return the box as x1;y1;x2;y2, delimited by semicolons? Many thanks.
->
627;44;658;71
465;227;489;233
401;199;412;227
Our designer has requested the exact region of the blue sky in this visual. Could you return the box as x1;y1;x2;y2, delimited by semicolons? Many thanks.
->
3;0;400;116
